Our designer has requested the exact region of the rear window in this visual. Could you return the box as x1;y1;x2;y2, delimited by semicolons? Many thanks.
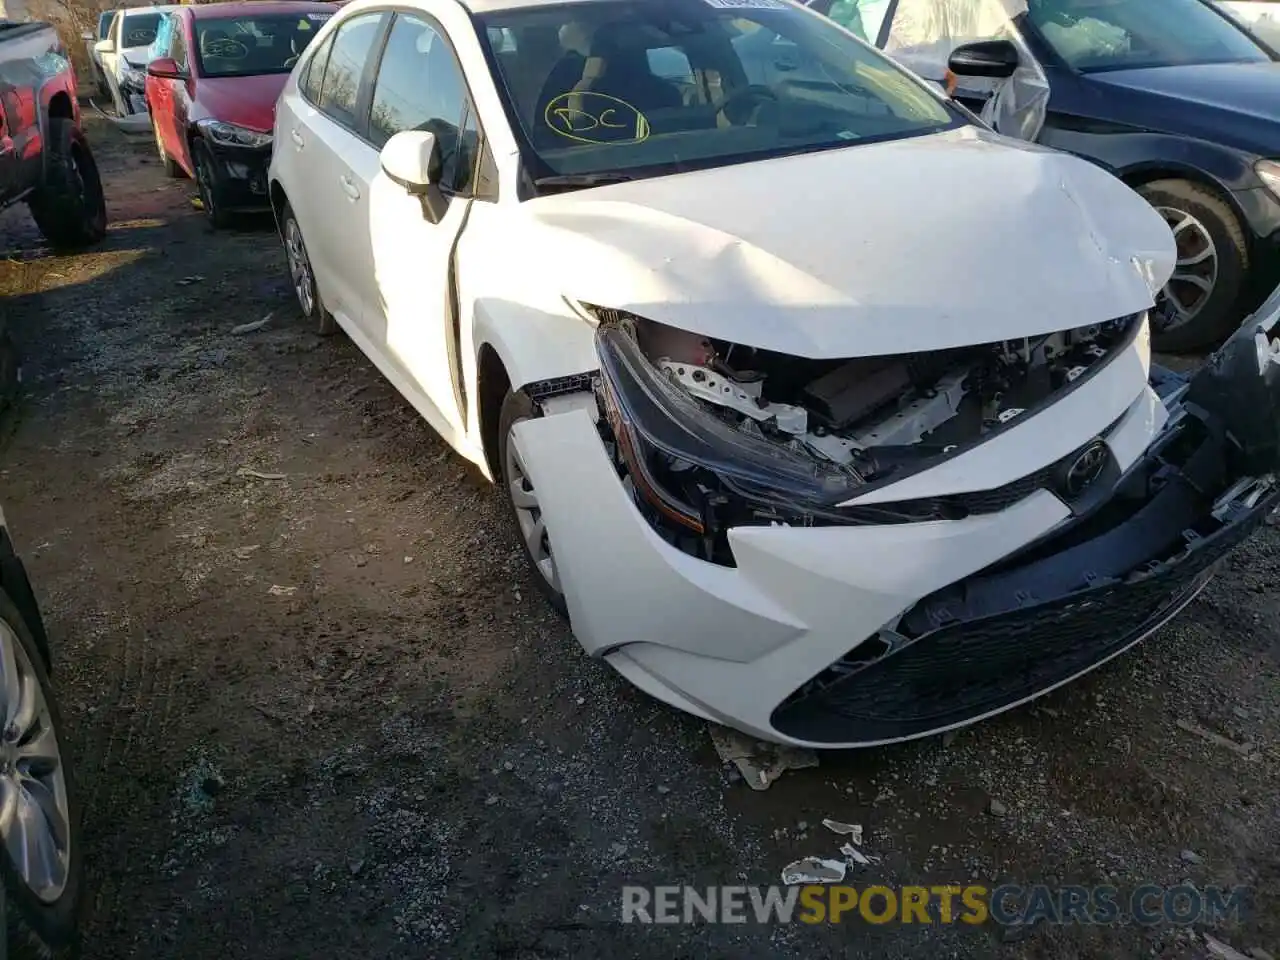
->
195;13;332;77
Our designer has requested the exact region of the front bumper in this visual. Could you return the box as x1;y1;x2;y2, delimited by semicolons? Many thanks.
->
207;141;272;213
511;295;1280;748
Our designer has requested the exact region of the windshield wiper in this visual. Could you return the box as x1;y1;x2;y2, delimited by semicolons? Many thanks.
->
532;172;638;190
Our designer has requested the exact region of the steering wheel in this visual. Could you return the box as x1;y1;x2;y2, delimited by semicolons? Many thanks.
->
205;38;249;59
716;84;779;125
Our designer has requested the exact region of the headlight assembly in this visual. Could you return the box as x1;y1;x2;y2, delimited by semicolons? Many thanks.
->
594;324;865;531
197;119;272;149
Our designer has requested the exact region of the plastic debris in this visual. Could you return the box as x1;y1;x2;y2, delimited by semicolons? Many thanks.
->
1175;718;1258;758
233;545;261;560
781;857;847;885
708;724;818;791
840;842;880;866
268;584;297;596
237;467;287;481
822;819;863;844
231;313;273;335
177;275;204;285
1204;933;1253;960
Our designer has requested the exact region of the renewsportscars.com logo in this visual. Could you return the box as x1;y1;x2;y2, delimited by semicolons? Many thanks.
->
621;883;1249;927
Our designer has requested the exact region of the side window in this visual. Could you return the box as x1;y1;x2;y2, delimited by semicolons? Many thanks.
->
149;16;170;61
367;14;477;193
300;32;335;104
317;13;384;129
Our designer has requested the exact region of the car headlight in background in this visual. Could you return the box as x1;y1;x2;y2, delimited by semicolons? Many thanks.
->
1256;159;1280;198
122;63;146;87
197;118;272;149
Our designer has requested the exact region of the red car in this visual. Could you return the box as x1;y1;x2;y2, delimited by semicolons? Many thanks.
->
144;0;337;227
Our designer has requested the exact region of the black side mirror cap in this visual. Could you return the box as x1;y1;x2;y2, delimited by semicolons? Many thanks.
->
948;39;1020;79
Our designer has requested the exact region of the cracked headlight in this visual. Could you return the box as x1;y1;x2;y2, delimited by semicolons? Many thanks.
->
122;65;146;87
197;118;272;149
595;324;864;531
1256;159;1280;198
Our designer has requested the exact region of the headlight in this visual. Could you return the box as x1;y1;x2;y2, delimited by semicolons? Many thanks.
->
1256;159;1280;198
122;66;145;86
197;119;272;149
595;324;864;531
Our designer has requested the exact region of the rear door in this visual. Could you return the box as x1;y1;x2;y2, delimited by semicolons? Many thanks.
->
279;10;387;327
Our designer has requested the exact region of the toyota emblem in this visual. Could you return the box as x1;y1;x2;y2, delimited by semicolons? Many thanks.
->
1062;440;1109;497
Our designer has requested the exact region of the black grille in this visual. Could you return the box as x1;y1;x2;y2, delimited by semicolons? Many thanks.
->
771;488;1278;745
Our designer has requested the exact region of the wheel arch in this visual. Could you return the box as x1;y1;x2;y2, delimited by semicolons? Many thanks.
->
268;179;289;235
1117;163;1250;232
476;342;512;481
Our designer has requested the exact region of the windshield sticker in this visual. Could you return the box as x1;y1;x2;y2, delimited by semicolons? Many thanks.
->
703;0;788;9
306;13;332;20
297;19;312;29
544;92;650;144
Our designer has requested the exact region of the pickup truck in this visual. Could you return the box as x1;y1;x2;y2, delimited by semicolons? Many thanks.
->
0;18;108;249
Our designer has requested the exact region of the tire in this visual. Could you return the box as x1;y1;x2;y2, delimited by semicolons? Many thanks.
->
28;118;107;251
192;140;233;230
153;118;182;179
0;587;83;960
1137;179;1249;353
280;202;337;336
0;329;19;415
498;390;569;618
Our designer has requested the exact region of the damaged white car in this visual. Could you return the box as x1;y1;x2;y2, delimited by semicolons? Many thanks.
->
269;0;1280;747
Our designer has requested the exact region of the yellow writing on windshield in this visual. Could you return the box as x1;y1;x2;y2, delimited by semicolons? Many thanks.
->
544;91;650;144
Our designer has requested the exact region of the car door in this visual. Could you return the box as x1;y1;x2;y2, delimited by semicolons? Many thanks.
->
282;11;387;329
360;12;482;436
157;16;193;169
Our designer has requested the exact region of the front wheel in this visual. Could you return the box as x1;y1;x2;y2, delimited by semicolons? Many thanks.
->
1138;179;1249;353
192;140;233;230
498;390;568;618
28;118;107;250
0;588;83;959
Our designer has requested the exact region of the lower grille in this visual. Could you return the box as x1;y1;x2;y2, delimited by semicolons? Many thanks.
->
771;488;1277;745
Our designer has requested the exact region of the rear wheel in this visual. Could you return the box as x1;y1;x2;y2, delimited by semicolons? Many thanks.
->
498;390;568;618
281;202;336;336
1138;179;1249;352
28;118;107;251
0;588;82;959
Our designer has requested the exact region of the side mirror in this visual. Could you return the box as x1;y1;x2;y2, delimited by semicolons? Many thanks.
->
948;39;1020;79
81;30;94;40
147;57;182;79
94;38;115;54
380;130;438;195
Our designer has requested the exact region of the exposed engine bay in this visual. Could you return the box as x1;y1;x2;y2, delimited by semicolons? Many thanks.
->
589;307;1142;562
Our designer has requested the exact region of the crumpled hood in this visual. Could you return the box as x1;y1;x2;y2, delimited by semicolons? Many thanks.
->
524;125;1175;357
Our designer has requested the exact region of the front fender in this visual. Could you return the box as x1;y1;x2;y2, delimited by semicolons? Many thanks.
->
471;296;598;392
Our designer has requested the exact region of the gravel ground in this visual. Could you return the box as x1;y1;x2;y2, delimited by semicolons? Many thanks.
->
0;118;1277;960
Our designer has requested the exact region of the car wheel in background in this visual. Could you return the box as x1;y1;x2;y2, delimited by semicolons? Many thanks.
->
498;390;569;618
192;140;233;230
0;588;83;959
1139;179;1249;353
28;118;107;251
152;119;182;179
281;203;336;336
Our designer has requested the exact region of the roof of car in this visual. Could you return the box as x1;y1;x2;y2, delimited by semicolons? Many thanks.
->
120;4;183;15
188;0;338;18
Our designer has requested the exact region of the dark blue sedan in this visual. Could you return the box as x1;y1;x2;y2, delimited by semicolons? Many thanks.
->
808;0;1280;351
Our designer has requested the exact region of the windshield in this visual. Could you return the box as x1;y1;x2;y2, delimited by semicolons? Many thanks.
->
1027;0;1272;71
98;11;114;39
477;0;959;187
121;13;162;48
195;13;332;77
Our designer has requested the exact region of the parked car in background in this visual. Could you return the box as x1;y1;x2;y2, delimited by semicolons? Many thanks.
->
81;8;117;98
269;0;1280;747
94;4;180;132
810;0;1280;352
0;18;108;248
1216;0;1280;47
146;1;335;227
0;502;86;957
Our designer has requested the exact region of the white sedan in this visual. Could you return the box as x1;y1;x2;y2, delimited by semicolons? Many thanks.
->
268;0;1280;747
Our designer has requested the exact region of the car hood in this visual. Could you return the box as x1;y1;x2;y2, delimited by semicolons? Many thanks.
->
1090;61;1280;151
523;126;1175;358
195;75;287;132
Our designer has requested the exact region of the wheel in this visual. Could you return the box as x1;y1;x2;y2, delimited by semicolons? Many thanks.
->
280;202;336;336
498;390;568;618
1137;179;1249;353
28;118;107;251
0;588;82;959
192;140;233;230
152;118;182;179
0;329;19;415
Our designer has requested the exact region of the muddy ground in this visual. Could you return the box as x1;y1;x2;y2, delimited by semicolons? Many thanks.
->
0;118;1277;960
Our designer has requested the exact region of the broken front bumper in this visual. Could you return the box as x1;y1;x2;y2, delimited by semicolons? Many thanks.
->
511;292;1280;748
206;141;272;213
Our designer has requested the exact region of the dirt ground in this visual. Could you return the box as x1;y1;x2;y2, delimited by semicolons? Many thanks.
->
0;118;1277;960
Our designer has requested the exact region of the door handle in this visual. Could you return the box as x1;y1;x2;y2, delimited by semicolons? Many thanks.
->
339;175;360;200
289;128;304;148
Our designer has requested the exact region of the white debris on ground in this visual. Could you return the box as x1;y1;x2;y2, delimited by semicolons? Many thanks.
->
708;723;818;791
780;856;848;885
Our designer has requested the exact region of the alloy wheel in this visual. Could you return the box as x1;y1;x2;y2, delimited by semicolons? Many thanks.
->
1154;206;1219;330
505;429;561;595
284;218;316;316
195;151;217;221
0;619;70;904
